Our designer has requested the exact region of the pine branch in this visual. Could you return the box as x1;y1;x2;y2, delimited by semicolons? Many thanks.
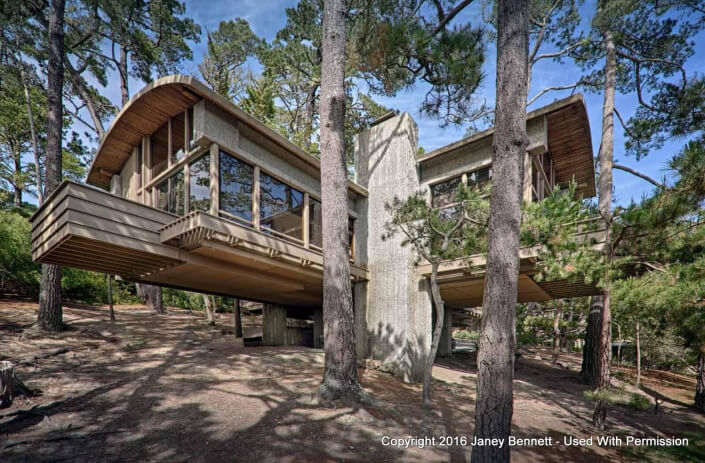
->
613;164;665;189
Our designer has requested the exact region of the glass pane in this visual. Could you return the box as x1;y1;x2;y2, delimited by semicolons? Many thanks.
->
187;107;195;150
136;144;142;189
171;170;184;215
431;176;461;208
260;172;303;240
348;217;355;257
189;154;210;212
219;151;253;222
309;197;323;248
156;181;169;212
468;166;492;188
151;126;168;178
171;112;185;163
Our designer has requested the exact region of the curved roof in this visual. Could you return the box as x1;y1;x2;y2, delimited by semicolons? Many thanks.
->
87;75;368;196
419;94;596;198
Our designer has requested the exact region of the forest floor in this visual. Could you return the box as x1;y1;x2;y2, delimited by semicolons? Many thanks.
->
1;299;704;462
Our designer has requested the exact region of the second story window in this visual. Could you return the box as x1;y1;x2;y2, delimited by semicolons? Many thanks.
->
309;198;323;249
156;170;184;215
171;111;185;163
468;166;492;188
189;154;210;212
260;172;304;242
219;150;254;223
431;176;461;208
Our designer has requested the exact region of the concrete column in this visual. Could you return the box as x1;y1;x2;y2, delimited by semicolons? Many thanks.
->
438;307;453;358
353;113;432;383
262;304;287;346
312;307;323;348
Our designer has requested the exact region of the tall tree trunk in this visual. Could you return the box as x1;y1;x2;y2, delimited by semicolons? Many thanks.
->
552;304;563;364
37;0;65;332
119;44;129;106
13;151;22;208
635;320;641;388
423;264;445;407
593;26;616;431
471;1;529;461
16;46;42;204
696;350;705;413
202;294;215;326
234;298;243;338
581;295;602;383
107;274;115;321
317;0;363;401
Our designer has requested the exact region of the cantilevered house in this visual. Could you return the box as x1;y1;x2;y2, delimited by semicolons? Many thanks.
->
30;76;599;381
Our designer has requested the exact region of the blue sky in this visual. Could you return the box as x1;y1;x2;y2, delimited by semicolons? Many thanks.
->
92;0;705;208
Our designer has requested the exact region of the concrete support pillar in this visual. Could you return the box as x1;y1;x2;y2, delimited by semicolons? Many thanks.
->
353;113;432;383
438;307;453;358
313;307;323;348
262;304;287;346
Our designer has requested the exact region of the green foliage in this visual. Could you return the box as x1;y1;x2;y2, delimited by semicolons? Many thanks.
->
452;329;479;340
355;0;486;126
627;393;652;411
0;210;40;296
384;183;490;266
199;19;263;101
521;182;604;285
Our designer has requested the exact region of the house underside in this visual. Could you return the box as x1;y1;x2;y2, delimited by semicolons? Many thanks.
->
30;75;602;383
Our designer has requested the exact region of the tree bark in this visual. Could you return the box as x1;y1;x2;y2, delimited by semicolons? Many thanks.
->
696;351;705;413
423;263;445;407
552;305;563;364
202;294;215;325
37;0;65;333
107;274;115;321
593;25;616;431
1;361;14;408
13;152;22;208
471;1;529;461
234;298;243;338
317;0;363;402
136;284;165;314
580;295;602;383
635;320;641;388
119;44;129;106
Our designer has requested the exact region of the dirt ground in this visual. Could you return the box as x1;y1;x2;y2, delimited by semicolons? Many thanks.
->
1;300;703;462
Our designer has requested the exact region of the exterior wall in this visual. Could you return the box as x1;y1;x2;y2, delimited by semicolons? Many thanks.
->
353;113;432;383
419;115;547;192
119;148;139;200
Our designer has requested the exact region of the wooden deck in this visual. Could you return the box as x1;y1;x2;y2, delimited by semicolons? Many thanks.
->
29;181;365;308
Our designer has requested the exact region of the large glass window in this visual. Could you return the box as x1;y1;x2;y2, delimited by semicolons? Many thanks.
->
151;125;168;178
219;151;254;223
189;154;210;212
155;170;184;215
260;172;303;241
468;166;492;188
309;198;323;249
431;176;461;208
171;111;185;163
187;107;195;150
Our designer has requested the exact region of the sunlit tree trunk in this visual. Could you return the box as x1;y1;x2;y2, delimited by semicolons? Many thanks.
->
423;263;444;407
317;0;363;401
635;320;641;388
593;25;616;431
37;0;65;332
471;0;529;461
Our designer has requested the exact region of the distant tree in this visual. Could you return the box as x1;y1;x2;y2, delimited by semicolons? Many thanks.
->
199;19;263;101
384;184;490;406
